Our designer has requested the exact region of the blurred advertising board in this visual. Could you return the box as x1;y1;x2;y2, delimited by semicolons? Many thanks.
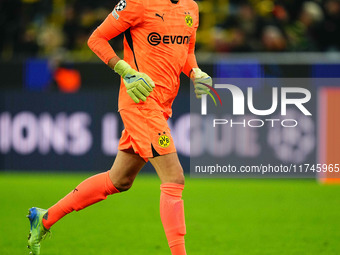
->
1;80;340;177
0;92;189;171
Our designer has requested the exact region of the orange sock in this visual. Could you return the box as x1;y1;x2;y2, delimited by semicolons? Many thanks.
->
42;171;119;229
160;183;187;255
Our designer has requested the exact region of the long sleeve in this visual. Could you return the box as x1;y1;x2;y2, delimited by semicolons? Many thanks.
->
87;17;120;64
182;30;198;77
87;0;144;64
182;2;199;77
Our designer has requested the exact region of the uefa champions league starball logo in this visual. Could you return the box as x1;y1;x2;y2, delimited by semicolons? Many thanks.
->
268;109;315;163
115;0;127;12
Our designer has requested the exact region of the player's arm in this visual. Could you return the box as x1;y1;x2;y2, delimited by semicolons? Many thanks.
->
182;12;212;98
87;1;155;103
182;29;198;78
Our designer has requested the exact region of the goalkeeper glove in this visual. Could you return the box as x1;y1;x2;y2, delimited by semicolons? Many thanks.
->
190;68;212;99
114;60;155;103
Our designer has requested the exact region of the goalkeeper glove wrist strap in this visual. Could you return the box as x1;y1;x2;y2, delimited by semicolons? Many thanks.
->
114;60;131;78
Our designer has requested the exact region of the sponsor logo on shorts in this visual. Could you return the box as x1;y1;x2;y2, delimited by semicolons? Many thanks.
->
158;132;170;148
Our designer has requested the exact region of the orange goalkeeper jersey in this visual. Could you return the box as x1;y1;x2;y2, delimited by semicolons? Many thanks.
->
97;0;199;117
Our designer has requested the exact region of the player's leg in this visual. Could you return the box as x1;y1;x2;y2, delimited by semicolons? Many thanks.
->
149;153;187;255
27;150;145;255
43;150;145;228
116;107;187;254
109;148;146;191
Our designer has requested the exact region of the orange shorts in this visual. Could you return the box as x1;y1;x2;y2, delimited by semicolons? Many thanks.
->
118;107;176;161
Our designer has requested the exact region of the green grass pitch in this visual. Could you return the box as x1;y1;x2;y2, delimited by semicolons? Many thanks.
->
1;172;340;255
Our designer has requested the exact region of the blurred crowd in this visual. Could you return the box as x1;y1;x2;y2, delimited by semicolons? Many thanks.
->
0;0;116;61
208;0;340;52
0;0;340;61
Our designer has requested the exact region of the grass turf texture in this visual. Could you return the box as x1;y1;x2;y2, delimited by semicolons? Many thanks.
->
1;172;340;255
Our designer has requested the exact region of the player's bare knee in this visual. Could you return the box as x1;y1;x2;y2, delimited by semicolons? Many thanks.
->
113;176;135;192
166;172;185;185
114;182;132;192
174;173;185;185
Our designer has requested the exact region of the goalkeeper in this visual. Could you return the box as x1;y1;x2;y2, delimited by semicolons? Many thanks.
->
27;0;211;254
